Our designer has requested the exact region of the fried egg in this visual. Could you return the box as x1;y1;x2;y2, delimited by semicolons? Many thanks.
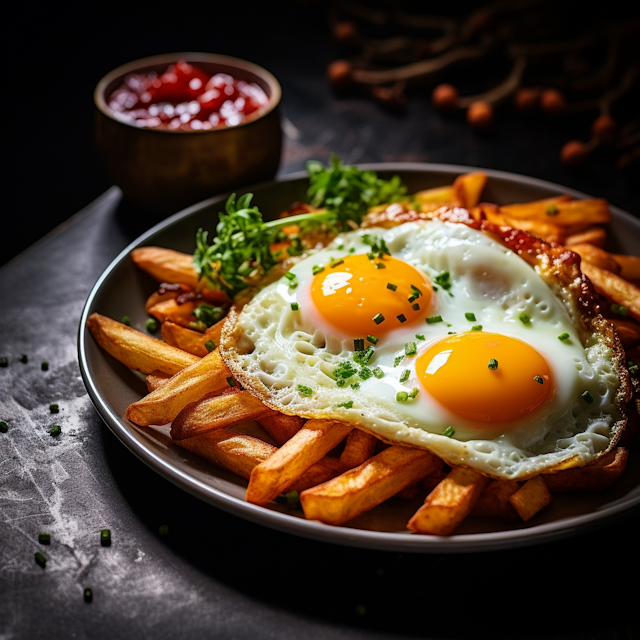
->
221;220;625;479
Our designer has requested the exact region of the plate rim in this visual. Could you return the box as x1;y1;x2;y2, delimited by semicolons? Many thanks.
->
78;162;640;553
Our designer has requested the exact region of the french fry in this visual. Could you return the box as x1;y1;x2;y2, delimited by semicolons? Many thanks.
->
162;321;214;357
301;446;441;525
144;285;191;313
415;185;456;212
610;318;640;349
564;226;607;248
613;254;640;284
407;467;489;535
131;246;229;305
452;172;487;208
508;475;552;521
500;198;610;227
257;412;305;445
288;456;348;493
146;370;171;392
542;448;629;492
171;388;274;440
148;298;199;327
570;243;621;274
246;419;354;505
580;262;640;321
470;480;519;520
339;428;378;469
204;318;226;349
479;205;571;243
125;350;232;426
86;313;199;375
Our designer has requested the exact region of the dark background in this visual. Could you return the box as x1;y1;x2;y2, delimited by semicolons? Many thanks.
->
5;0;639;268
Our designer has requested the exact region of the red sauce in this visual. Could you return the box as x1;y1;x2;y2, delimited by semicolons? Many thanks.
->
107;60;269;131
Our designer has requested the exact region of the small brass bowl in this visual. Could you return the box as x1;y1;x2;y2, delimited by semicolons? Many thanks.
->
94;52;282;214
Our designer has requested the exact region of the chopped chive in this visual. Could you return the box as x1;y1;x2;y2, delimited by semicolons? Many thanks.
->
405;342;417;356
100;529;111;546
297;384;313;396
408;294;418;303
354;338;365;352
412;303;420;311
394;355;404;367
415;334;425;341
408;388;419;399
330;259;344;268
434;271;452;290
0;421;8;433
534;375;544;384
411;284;423;297
351;382;360;390
488;358;498;370
367;252;375;260
581;390;594;404
373;313;385;325
38;533;50;544
545;204;559;216
19;354;28;363
35;552;46;568
374;262;386;269
227;377;237;387
399;369;410;383
337;400;354;409
432;285;438;291
386;283;398;291
349;247;355;253
284;272;296;282
84;587;93;603
611;303;620;313
518;312;531;326
204;339;216;352
145;318;159;333
312;265;325;275
337;244;344;250
396;391;409;402
49;404;59;414
367;335;379;344
558;333;570;341
291;302;299;311
159;525;169;536
121;316;131;326
471;325;482;331
275;494;288;505
354;346;375;365
618;306;629;316
0;357;7;367
465;312;476;322
359;367;373;380
426;315;442;324
373;367;384;379
336;379;346;388
443;426;455;437
397;314;407;323
628;361;638;375
41;361;49;371
49;425;61;437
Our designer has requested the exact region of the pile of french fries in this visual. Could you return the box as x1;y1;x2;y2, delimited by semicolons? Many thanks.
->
86;173;639;536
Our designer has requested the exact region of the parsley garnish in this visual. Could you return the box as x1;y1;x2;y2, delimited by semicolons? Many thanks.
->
465;312;476;322
194;304;224;328
333;361;358;380
297;384;313;396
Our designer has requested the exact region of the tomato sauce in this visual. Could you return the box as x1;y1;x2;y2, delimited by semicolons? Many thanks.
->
107;60;269;130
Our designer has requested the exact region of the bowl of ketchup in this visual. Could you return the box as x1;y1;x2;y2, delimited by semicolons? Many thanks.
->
94;53;282;214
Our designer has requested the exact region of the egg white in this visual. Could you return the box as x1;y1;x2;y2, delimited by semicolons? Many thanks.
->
222;220;623;479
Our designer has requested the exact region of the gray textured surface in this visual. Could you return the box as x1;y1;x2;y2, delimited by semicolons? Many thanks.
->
2;89;639;638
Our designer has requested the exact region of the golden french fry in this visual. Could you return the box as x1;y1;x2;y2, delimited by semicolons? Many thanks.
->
86;313;199;375
125;350;232;426
610;318;640;349
246;419;354;505
580;262;640;321
145;286;189;313
414;185;456;212
564;226;607;248
171;388;273;440
500;198;610;227
452;172;487;208
481;207;570;244
146;370;171;392
613;254;640;284
542;448;629;492
287;456;348;493
131;246;229;305
148;299;199;327
204;318;226;348
407;467;489;535
570;243;621;274
161;321;214;357
470;480;519;520
301;446;441;525
257;412;305;445
339;429;378;469
508;475;552;521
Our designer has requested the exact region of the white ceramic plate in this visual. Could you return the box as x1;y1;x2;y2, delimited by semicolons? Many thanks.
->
78;164;640;552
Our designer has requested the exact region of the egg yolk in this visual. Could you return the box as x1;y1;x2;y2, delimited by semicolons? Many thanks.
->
310;254;432;338
416;332;553;426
